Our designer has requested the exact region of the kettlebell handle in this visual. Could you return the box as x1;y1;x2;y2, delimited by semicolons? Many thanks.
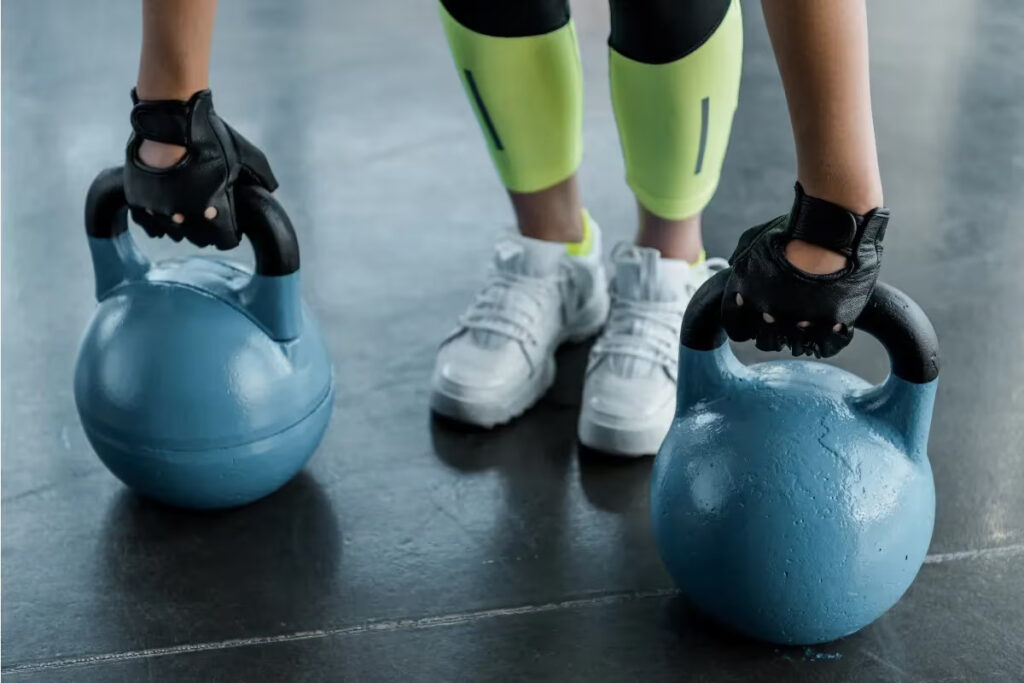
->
680;269;940;384
84;166;299;277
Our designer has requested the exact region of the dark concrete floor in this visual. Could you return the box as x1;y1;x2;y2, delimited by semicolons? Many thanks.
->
3;0;1023;681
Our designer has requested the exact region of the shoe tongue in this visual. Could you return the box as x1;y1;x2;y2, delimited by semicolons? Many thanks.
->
493;235;564;277
613;246;691;302
606;246;692;379
470;235;564;349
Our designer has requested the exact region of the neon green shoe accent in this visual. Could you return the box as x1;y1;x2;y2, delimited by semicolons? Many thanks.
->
609;0;743;220
439;4;583;194
566;209;594;257
692;249;707;266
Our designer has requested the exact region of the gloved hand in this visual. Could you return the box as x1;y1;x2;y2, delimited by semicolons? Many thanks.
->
123;88;278;250
721;182;889;358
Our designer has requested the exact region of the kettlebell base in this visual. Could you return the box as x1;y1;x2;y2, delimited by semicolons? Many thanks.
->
82;386;333;510
679;597;883;646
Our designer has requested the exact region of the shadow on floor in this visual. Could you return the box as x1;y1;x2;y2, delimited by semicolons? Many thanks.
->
428;339;595;475
96;473;341;642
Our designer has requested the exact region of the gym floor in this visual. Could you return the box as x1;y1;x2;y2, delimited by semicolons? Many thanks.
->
3;0;1023;681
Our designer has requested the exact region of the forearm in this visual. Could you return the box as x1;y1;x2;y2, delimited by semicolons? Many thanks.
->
137;0;217;100
761;0;882;214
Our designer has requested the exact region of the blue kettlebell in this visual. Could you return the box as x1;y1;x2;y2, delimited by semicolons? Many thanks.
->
74;167;334;510
651;270;939;644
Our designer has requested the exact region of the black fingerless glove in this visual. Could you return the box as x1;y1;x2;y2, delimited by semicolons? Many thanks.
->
721;183;889;358
123;88;278;249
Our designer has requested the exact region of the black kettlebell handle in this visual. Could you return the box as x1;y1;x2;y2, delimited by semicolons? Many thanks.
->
84;166;299;277
680;269;940;384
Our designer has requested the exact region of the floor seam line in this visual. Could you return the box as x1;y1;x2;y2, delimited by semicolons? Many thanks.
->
5;542;1024;675
922;542;1024;564
0;588;679;675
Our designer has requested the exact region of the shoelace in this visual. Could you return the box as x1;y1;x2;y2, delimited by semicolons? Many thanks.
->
591;257;729;369
591;295;684;368
459;267;563;348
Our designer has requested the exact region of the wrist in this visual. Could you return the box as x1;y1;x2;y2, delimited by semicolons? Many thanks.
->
135;68;208;102
796;173;883;216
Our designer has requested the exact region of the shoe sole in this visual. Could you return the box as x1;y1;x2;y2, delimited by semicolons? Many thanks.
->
578;393;676;457
577;414;669;457
430;287;610;429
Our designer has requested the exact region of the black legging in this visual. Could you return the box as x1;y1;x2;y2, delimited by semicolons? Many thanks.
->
440;0;733;64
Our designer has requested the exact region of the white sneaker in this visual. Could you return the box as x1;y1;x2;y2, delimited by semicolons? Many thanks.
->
578;243;728;456
431;216;610;428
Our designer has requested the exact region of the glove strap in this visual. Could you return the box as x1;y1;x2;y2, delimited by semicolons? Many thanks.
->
128;88;206;146
787;182;889;257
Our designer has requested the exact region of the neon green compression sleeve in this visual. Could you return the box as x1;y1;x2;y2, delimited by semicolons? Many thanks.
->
438;4;583;194
610;0;743;220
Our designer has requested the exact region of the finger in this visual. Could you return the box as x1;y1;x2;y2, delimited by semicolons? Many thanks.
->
139;210;184;242
817;329;853;358
174;214;214;247
794;323;819;357
207;210;241;250
722;294;758;342
789;334;812;357
754;325;785;353
165;216;187;242
129;207;159;235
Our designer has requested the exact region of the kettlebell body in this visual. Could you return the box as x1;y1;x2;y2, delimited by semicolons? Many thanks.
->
74;168;333;509
652;271;939;644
